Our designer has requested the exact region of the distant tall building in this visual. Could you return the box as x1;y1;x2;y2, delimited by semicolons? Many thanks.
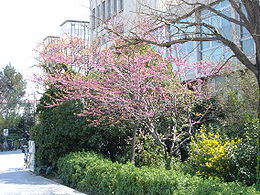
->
60;20;90;42
43;36;60;45
43;20;90;46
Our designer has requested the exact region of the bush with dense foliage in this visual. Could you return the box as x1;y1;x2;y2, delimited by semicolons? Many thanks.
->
189;124;258;185
135;132;165;167
225;119;259;185
57;151;259;195
214;71;259;183
189;126;240;177
30;88;131;168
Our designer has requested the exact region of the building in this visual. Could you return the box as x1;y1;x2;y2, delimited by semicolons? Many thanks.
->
43;20;90;46
89;0;160;45
60;20;90;42
165;0;255;84
89;0;256;90
43;36;60;46
89;0;255;59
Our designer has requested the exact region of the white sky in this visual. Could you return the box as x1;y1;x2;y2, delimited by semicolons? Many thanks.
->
0;0;89;96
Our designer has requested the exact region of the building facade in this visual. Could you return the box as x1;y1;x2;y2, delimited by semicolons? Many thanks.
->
43;20;90;46
89;0;255;59
60;20;90;42
89;0;160;44
88;0;256;88
43;36;60;46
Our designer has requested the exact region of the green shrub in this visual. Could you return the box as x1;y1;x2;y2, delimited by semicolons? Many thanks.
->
30;88;131;167
57;151;259;195
135;132;165;167
225;126;258;185
189;125;240;178
189;123;258;185
30;98;92;167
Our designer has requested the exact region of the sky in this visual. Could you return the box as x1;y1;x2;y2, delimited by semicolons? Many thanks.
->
0;0;89;97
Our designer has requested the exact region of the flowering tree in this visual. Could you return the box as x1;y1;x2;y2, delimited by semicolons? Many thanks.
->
36;36;94;75
36;36;218;165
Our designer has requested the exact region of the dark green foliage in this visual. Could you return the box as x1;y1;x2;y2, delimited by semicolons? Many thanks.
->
30;88;131;167
85;122;131;163
57;151;259;195
30;98;89;166
135;132;165;167
0;113;23;140
0;64;26;141
188;71;259;185
221;71;258;138
224;119;259;185
192;97;225;129
18;102;35;134
0;64;26;116
189;119;258;185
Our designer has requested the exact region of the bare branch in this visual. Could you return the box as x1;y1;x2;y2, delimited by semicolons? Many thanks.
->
179;0;247;28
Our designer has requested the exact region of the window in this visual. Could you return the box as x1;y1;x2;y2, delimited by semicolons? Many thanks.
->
113;0;117;14
102;1;106;20
97;5;100;26
119;0;124;11
240;4;255;55
107;0;112;18
200;0;233;61
169;16;197;63
92;8;96;29
71;23;80;36
71;23;75;35
241;37;255;54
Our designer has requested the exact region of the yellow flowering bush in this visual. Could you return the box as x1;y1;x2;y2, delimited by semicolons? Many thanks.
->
189;125;241;178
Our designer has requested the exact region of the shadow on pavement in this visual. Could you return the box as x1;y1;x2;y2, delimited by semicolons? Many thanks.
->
0;170;51;185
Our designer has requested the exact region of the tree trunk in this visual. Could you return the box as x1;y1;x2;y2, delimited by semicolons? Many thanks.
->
130;126;137;164
256;73;260;183
257;75;260;120
164;145;172;170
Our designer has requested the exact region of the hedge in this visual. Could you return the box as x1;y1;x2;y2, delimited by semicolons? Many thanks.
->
57;151;259;195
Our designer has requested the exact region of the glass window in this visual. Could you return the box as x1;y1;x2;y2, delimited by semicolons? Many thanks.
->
201;7;232;41
169;16;197;63
119;0;124;11
201;41;210;50
71;23;75;35
97;5;100;26
71;23;81;36
200;1;232;61
92;8;95;29
102;1;106;20
113;0;117;14
241;27;250;39
107;0;111;18
242;38;255;54
169;16;195;38
240;3;255;55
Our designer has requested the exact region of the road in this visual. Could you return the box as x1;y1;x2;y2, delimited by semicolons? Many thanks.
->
0;150;86;195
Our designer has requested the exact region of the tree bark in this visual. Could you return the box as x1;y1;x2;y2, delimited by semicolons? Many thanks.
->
130;126;138;164
256;71;260;183
257;74;260;120
164;145;172;170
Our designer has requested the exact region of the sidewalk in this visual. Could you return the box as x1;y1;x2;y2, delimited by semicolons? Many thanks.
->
0;151;86;195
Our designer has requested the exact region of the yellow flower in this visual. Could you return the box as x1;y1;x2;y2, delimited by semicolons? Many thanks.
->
191;125;242;177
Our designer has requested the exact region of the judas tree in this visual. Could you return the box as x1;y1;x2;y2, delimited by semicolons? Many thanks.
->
36;37;217;166
37;36;92;75
104;0;260;174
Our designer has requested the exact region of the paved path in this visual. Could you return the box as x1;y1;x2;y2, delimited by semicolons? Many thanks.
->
0;150;86;195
